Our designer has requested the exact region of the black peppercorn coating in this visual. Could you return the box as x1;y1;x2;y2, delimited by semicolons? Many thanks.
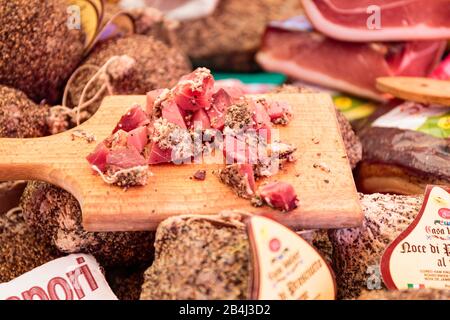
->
20;181;155;267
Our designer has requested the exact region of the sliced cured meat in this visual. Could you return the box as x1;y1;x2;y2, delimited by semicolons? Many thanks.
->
265;100;292;125
301;0;450;42
112;105;150;133
252;100;272;129
86;142;109;172
127;126;148;153
219;163;256;198
174;67;214;111
146;89;166;115
148;141;173;165
207;88;233;130
257;18;446;100
106;147;147;170
191;109;211;130
144;0;220;21
161;99;188;129
258;181;299;212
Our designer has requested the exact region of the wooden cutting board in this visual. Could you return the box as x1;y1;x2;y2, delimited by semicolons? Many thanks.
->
0;93;362;231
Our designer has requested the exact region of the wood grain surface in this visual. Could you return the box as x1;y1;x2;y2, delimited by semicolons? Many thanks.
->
377;77;450;106
0;93;362;231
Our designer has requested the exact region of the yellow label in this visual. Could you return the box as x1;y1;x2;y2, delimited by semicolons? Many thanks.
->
381;186;450;290
247;216;336;300
68;0;101;49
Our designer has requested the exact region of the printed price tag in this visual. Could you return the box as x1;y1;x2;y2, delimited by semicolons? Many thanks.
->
381;186;450;290
247;216;336;300
0;254;117;300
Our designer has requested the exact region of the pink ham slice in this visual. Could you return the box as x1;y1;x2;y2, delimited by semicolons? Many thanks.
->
161;99;188;129
112;105;150;133
148;142;173;165
223;135;258;165
207;88;233;130
127;126;148;153
174;68;214;111
106;147;147;170
256;17;446;101
258;181;299;212
302;0;450;42
86;142;109;172
144;0;220;21
191;109;211;130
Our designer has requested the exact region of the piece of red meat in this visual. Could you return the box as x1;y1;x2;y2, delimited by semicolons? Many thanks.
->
207;88;233;130
191;109;211;130
257;17;446;101
161;99;188;129
148;142;173;165
127;126;148;153
174;67;214;111
146;89;165;115
301;0;450;42
223;135;258;165
258;181;299;212
106;147;147;170
252;100;272;129
112;105;150;133
86;142;109;172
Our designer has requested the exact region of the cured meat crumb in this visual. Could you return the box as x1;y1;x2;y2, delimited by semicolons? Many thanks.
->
193;170;206;181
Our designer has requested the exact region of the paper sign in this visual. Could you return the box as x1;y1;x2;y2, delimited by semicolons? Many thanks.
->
247;216;336;300
372;102;450;138
381;186;450;290
0;254;117;300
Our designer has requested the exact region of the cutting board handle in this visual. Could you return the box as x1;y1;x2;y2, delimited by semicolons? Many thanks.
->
0;135;67;182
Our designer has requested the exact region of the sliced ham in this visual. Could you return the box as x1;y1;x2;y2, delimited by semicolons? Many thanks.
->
161;99;188;129
430;54;450;80
207;88;233;130
174;67;214;111
86;142;109;172
265;100;292;124
223;135;258;165
106;147;147;170
148;141;173;165
238;164;256;194
143;0;220;21
256;17;446;100
302;0;450;42
252;100;272;130
258;181;299;212
112;104;150;133
127;126;148;153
